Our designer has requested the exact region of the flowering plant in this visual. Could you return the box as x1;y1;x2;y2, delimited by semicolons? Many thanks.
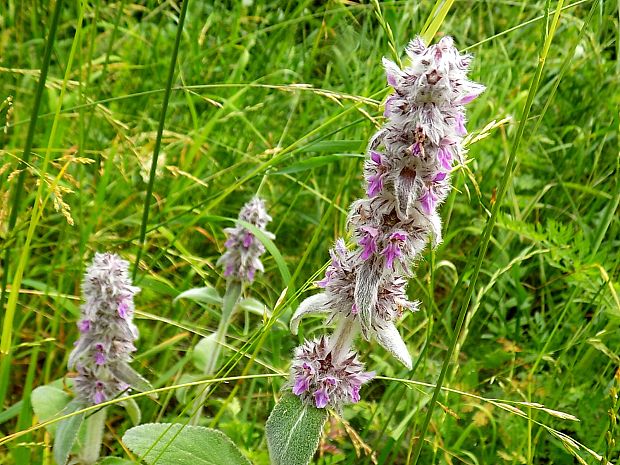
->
32;253;151;465
267;35;484;465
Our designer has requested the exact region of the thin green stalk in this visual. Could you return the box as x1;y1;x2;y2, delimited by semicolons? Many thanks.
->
408;2;566;463
132;0;190;280
0;0;63;355
189;280;243;425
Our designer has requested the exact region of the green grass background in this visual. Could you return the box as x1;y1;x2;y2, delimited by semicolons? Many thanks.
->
0;0;618;464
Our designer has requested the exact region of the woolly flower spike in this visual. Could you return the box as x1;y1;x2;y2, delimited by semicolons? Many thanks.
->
217;197;275;283
350;35;484;342
290;36;483;406
69;253;141;405
290;336;374;409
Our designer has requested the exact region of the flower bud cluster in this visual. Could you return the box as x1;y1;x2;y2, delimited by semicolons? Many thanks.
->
69;253;140;405
289;36;484;409
217;197;274;283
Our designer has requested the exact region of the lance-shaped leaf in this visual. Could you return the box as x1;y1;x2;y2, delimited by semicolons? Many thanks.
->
174;286;222;306
53;400;85;465
373;320;412;369
110;362;155;396
290;293;331;335
354;261;381;339
31;385;72;436
394;166;419;217
266;393;328;465
119;398;141;426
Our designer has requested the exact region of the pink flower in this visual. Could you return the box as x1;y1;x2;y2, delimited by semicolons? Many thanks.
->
420;188;438;214
382;231;407;270
359;226;379;260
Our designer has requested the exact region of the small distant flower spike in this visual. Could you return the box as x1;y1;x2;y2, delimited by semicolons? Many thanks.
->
288;36;483;409
69;253;141;405
217;197;275;283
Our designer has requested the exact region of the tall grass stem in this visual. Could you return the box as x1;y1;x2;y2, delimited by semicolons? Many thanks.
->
132;0;190;280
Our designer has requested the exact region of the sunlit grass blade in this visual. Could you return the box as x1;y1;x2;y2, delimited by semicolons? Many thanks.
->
0;0;64;355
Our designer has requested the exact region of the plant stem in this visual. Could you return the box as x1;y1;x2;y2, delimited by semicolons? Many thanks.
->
190;280;243;425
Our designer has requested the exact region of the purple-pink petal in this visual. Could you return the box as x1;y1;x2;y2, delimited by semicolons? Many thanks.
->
242;232;254;248
438;146;452;170
386;71;398;87
117;300;129;319
382;232;407;269
420;188;437;214
293;376;310;395
359;227;379;260
349;385;361;403
370;150;383;165
94;382;106;404
455;93;479;105
390;231;408;242
410;142;422;156
78;319;91;333
434;171;448;182
367;174;383;197
314;388;330;408
454;113;467;135
383;95;396;117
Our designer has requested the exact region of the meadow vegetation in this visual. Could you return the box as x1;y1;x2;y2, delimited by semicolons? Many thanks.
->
0;0;618;464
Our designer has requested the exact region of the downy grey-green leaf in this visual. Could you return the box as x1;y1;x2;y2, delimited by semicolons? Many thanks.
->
265;393;328;465
122;423;251;465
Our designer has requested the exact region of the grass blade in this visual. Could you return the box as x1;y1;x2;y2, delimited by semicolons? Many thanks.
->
0;0;64;355
408;1;567;463
133;0;190;280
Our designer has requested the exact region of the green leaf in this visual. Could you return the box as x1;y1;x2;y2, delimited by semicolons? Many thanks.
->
174;286;223;306
31;385;72;436
53;400;85;465
265;393;328;465
276;154;364;174
79;407;107;465
98;458;137;465
120;398;142;426
237;297;287;329
192;334;218;372
122;423;252;465
110;363;155;396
